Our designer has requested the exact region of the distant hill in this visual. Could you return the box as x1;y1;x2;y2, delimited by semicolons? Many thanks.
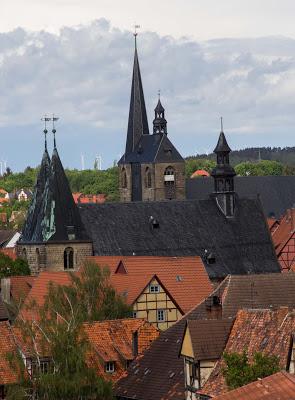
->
186;147;295;166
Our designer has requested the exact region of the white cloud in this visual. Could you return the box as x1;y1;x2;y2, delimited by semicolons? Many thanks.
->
1;20;295;170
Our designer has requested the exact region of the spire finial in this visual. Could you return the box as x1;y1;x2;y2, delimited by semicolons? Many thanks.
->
220;116;224;133
41;115;51;151
51;114;59;149
158;89;161;100
133;24;140;48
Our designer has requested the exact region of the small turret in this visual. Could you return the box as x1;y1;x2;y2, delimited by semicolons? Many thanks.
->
153;94;167;135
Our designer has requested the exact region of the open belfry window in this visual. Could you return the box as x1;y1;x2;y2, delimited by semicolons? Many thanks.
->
164;166;176;199
64;247;74;270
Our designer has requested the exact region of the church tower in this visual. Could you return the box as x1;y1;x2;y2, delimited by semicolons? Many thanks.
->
17;122;93;274
211;119;236;217
118;36;185;202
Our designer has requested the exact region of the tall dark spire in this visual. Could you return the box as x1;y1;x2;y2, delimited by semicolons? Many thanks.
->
211;119;236;217
20;125;51;242
125;35;149;155
153;93;167;134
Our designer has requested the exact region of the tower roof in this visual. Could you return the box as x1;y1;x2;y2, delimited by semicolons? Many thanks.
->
125;44;149;155
155;99;165;113
20;149;50;242
214;131;231;154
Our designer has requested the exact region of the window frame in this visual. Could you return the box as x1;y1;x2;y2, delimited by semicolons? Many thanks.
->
157;309;166;322
105;361;115;373
149;284;160;293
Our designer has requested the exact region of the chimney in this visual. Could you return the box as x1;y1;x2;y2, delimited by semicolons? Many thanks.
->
1;278;11;304
132;331;139;357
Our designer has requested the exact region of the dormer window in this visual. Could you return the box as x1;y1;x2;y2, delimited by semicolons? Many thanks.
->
105;361;115;373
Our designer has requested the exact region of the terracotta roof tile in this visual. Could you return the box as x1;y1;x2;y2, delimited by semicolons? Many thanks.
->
9;275;36;303
0;321;18;384
90;256;213;314
202;308;295;397
213;371;295;400
0;248;17;260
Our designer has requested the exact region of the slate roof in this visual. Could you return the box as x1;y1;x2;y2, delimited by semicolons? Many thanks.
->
79;196;279;280
212;371;295;400
115;273;295;400
20;148;90;243
90;256;213;314
201;307;295;397
186;175;295;218
0;230;17;248
119;131;184;164
124;44;149;156
185;319;233;360
214;131;232;154
21;150;50;242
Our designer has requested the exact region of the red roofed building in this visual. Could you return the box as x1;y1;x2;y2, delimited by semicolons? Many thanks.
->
90;256;213;330
84;319;159;382
72;193;106;204
0;321;19;398
1;275;36;307
212;371;295;400
271;208;295;271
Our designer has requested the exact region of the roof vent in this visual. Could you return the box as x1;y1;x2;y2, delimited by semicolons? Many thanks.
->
149;216;159;229
176;275;182;282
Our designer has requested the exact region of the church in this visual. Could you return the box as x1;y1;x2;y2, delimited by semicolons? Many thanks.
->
17;37;280;282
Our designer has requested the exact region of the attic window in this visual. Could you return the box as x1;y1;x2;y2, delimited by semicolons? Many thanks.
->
115;260;127;274
149;284;160;293
105;362;115;373
67;226;75;240
149;216;159;229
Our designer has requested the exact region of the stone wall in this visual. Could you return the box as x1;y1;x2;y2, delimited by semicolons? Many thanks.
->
17;242;93;275
154;162;186;201
119;164;132;202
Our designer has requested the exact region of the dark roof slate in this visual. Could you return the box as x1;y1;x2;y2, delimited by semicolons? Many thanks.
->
187;319;233;360
125;47;149;156
214;131;231;153
21;150;50;242
0;230;16;248
79;196;279;280
186;175;295;218
119;133;184;164
116;273;295;400
20;148;89;243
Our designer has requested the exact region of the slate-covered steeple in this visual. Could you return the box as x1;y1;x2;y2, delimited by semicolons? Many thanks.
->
153;97;167;135
125;35;149;155
20;128;50;242
211;119;236;217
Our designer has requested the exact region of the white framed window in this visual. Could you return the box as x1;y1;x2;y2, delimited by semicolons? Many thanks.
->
149;284;160;293
157;309;166;322
105;361;115;373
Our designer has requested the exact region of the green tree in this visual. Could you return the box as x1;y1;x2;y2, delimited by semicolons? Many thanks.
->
222;350;280;390
235;160;283;176
0;253;30;278
6;262;131;399
185;158;215;178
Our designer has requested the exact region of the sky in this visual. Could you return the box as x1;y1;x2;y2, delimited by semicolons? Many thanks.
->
1;0;295;170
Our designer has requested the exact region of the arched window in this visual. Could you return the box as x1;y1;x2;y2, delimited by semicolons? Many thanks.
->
145;167;152;188
122;168;127;189
164;166;176;200
36;248;40;269
22;248;27;261
64;247;74;270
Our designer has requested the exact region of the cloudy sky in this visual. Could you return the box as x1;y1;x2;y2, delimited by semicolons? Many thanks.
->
2;0;295;170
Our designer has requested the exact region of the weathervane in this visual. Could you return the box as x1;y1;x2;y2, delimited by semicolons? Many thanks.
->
220;116;224;133
41;114;51;151
133;23;140;47
52;114;59;148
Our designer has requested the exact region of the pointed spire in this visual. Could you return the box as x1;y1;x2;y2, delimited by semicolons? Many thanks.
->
52;114;59;149
214;117;231;154
125;33;149;155
153;93;167;135
20;121;51;242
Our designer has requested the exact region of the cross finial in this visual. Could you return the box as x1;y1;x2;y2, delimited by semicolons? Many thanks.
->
41;114;51;151
220;116;224;132
52;114;59;149
133;24;140;48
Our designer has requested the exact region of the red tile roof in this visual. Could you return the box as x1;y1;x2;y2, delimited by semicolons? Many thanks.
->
0;321;18;385
201;307;295;397
90;256;213;314
213;371;295;400
84;318;159;382
9;275;36;304
0;247;17;260
191;170;210;178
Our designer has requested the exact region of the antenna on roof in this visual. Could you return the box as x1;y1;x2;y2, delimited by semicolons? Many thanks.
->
220;116;224;133
51;114;59;148
41;114;51;151
133;23;140;48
